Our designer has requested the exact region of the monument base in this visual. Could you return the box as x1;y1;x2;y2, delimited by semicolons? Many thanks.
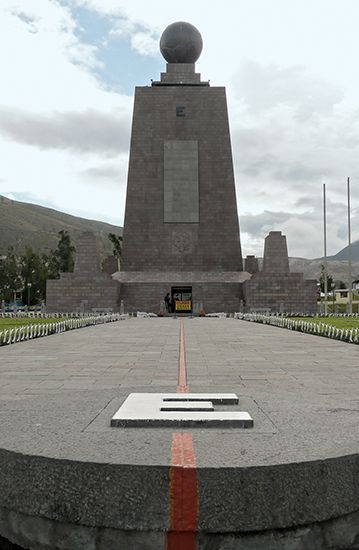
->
113;271;250;313
243;272;317;314
46;272;119;313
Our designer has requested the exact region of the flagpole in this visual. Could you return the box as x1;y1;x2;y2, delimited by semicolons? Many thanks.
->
323;183;328;315
347;177;352;314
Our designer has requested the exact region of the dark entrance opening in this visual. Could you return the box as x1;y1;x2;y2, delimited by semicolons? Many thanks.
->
171;286;192;313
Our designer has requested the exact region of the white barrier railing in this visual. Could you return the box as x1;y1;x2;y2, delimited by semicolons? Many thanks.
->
234;313;359;345
0;312;100;319
0;314;125;347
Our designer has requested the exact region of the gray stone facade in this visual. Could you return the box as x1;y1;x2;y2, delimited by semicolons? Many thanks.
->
118;52;244;312
121;73;243;273
244;255;259;274
46;232;119;313
263;231;290;273
244;232;317;313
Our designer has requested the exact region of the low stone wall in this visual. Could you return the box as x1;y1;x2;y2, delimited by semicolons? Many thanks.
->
46;273;119;313
243;273;317;313
119;282;243;313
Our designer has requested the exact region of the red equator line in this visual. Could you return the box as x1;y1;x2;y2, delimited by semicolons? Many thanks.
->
166;319;199;550
177;318;189;393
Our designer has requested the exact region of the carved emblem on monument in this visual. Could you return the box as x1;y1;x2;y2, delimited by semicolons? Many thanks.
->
172;230;193;254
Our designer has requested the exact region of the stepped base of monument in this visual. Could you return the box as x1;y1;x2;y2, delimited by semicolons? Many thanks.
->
2;506;359;550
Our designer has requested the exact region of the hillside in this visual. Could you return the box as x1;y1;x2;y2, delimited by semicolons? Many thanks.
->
327;240;359;262
0;195;122;257
292;239;359;281
289;257;359;282
1;194;357;282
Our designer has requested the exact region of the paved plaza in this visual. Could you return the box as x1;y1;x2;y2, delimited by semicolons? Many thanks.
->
0;318;359;549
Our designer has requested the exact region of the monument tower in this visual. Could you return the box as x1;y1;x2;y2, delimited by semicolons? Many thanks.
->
45;22;317;314
117;22;247;312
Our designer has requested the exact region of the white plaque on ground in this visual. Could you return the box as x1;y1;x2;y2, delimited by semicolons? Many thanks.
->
111;393;253;428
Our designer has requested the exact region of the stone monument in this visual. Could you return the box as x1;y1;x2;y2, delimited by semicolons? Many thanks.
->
244;255;259;275
115;21;249;313
46;232;118;313
243;231;317;313
45;22;317;315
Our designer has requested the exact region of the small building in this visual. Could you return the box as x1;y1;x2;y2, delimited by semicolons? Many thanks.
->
334;288;359;305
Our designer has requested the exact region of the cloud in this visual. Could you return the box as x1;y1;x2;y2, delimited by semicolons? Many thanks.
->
0;106;131;156
11;9;39;34
130;30;158;56
68;2;160;59
230;59;359;259
240;209;322;258
234;60;343;118
241;201;359;259
80;163;126;185
241;210;293;236
0;1;136;229
1;1;359;260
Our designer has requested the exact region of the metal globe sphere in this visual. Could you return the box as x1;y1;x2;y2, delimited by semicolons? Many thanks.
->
160;21;203;64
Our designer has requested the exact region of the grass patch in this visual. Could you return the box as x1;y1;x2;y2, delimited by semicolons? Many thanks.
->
0;317;69;332
288;316;359;330
319;303;359;314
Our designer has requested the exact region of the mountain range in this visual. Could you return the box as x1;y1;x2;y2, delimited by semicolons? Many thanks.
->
0;195;122;258
289;238;359;282
1;194;358;281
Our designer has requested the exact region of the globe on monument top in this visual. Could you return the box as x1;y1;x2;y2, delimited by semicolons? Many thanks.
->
160;21;203;64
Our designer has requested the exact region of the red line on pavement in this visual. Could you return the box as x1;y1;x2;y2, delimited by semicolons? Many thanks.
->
166;319;199;550
177;319;189;393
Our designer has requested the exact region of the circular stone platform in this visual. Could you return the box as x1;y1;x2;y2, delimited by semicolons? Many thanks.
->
0;318;359;549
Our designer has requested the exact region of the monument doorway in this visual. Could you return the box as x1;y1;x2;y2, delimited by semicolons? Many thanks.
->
171;286;192;313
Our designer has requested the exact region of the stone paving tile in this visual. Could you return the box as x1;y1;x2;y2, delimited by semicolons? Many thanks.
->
0;317;358;471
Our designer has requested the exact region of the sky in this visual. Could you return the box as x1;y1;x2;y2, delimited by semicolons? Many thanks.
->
0;0;358;258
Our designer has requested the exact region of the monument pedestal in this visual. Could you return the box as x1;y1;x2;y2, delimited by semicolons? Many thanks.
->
114;271;250;313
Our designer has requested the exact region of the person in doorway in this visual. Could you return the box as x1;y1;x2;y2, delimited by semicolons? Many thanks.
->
164;292;171;313
172;293;180;313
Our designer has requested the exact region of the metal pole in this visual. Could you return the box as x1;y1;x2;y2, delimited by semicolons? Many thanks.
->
347;177;352;314
323;183;328;315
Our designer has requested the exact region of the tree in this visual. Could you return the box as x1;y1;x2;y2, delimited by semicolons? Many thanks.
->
52;230;76;274
0;247;23;303
0;232;76;306
108;233;123;259
20;247;49;305
338;280;347;289
319;264;334;294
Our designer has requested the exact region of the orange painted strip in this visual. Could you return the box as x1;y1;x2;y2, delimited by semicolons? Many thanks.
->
166;319;199;550
166;531;197;548
177;319;189;393
166;434;198;549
